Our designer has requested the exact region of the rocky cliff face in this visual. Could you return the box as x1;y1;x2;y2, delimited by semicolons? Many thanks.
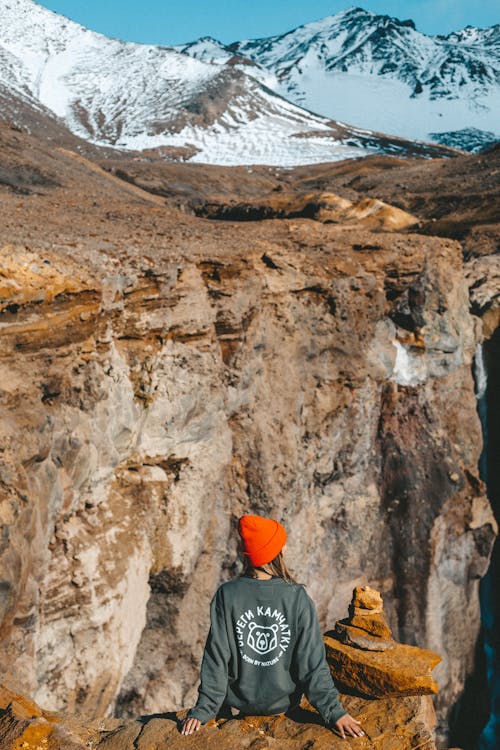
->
0;125;497;748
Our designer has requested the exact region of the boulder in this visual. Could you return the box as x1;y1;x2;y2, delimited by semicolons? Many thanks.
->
333;585;396;649
327;586;442;697
326;636;442;698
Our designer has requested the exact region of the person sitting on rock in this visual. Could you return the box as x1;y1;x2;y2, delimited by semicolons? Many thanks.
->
181;513;365;740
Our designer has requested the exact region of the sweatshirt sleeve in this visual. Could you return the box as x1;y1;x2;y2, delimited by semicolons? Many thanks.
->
293;587;348;728
186;587;230;724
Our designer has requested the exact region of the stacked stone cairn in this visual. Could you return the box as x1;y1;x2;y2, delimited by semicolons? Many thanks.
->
325;585;442;698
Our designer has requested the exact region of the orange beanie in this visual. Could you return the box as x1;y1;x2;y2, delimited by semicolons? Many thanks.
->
238;514;287;566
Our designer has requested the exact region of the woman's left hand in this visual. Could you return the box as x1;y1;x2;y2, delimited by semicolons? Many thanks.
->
181;716;201;735
334;713;365;739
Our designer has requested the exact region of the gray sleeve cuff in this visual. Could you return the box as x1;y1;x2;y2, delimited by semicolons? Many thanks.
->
185;707;212;724
326;706;349;727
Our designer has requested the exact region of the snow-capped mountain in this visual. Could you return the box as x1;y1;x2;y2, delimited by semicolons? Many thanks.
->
181;7;500;151
0;0;457;165
173;36;278;90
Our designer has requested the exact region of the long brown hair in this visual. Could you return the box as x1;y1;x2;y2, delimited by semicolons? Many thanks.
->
241;548;305;586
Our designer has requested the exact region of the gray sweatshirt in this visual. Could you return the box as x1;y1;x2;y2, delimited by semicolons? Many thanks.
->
186;575;348;727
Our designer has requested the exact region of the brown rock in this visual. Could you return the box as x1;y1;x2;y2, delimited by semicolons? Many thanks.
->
325;635;442;697
333;620;396;651
0;683;438;750
350;612;393;638
0;685;88;750
332;585;395;649
0;123;497;750
329;586;441;686
352;585;384;610
195;190;419;230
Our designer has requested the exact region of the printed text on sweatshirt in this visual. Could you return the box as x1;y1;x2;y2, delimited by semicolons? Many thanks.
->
186;575;348;727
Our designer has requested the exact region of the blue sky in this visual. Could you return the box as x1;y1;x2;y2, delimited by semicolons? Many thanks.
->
37;1;499;45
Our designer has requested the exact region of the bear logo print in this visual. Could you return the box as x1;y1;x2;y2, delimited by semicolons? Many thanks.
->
247;622;279;655
235;606;292;667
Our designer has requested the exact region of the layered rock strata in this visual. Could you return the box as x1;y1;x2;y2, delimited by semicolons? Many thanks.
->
327;585;441;698
194;191;420;230
0;130;496;748
332;585;396;650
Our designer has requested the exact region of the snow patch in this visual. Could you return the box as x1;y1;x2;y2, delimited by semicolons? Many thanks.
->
391;340;427;386
228;7;500;150
474;343;488;400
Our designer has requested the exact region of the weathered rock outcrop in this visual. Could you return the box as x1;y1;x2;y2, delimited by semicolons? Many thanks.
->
194;190;420;230
333;585;396;650
328;586;442;697
0;682;442;750
0;594;444;750
0;125;496;748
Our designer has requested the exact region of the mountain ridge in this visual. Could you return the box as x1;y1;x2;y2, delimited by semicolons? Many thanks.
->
177;6;500;152
0;0;484;163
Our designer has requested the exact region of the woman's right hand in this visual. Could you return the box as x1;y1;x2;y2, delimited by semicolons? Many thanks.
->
181;716;201;735
334;713;365;738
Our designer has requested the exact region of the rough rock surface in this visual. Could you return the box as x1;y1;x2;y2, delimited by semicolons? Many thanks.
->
194;191;420;230
325;636;441;698
328;586;441;695
98;144;500;258
333;585;397;650
0;681;441;750
0;123;496;749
